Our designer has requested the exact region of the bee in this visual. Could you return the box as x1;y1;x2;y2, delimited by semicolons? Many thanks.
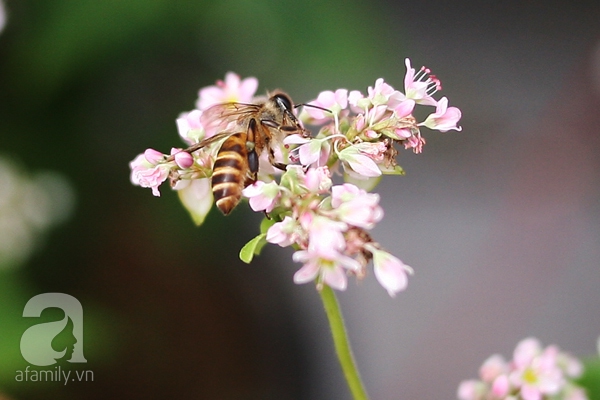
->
185;91;310;215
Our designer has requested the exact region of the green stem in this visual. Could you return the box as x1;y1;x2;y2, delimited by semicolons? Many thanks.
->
319;284;369;400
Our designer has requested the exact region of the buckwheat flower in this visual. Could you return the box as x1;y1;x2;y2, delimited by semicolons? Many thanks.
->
302;214;348;259
331;183;383;229
175;178;213;226
302;89;348;123
143;148;166;164
401;58;440;106
303;166;332;193
171;149;194;169
242;180;280;213
391;98;416;119
292;247;361;291
457;338;588;400
129;153;171;196
267;216;300;247
368;247;412;297
354;141;387;163
457;380;487;400
510;338;564;399
367;78;397;106
403;132;426;154
348;90;370;112
337;145;382;178
480;354;509;383
196;72;258;110
491;374;511;398
285;134;331;167
176;109;205;144
420;96;463;132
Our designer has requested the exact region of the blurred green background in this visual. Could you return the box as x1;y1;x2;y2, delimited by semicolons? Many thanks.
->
2;1;600;400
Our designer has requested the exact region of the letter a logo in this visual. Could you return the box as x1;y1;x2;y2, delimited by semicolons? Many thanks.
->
20;293;87;366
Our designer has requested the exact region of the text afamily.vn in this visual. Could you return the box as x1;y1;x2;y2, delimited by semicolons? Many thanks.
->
15;366;94;385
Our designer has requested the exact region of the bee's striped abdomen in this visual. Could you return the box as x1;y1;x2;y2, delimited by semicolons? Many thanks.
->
212;133;247;215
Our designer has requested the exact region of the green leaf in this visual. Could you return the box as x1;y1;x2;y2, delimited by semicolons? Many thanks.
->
579;357;600;400
239;233;267;264
259;216;276;233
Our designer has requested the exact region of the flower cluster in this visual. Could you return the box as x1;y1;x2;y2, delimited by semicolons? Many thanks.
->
129;60;461;295
243;165;412;296
457;337;588;400
292;58;461;189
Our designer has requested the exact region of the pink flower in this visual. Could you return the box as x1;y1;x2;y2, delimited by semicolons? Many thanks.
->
420;97;462;132
303;89;348;122
301;214;348;259
331;184;383;229
175;178;213;225
458;338;588;400
391;98;416;118
348;90;371;112
403;132;426;154
401;58;440;106
367;78;397;106
171;148;194;169
354;141;387;163
292;247;361;291
143;148;166;165
509;338;565;400
266;216;300;247
457;380;486;400
129;153;170;197
242;181;280;213
176;109;205;144
285;135;331;167
196;72;258;111
370;248;412;297
303;166;332;193
479;354;508;383
491;375;511;398
337;146;382;178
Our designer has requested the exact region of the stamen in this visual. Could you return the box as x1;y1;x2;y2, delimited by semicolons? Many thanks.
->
415;65;443;96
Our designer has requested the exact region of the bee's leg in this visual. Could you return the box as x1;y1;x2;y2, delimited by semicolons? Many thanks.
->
244;119;260;186
247;148;259;175
267;147;288;171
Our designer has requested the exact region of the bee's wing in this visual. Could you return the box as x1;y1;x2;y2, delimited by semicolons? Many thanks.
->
200;102;261;134
185;131;238;153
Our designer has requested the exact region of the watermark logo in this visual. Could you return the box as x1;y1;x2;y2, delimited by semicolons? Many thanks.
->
20;293;87;367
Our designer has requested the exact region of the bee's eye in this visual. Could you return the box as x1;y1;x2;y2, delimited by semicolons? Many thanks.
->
275;94;293;112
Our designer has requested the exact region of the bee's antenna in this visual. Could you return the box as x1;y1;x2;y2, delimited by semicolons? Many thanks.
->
295;103;332;114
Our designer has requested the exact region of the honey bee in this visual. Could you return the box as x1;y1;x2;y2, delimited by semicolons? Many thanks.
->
185;91;310;215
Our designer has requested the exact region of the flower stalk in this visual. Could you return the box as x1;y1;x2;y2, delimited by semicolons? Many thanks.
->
319;284;369;400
